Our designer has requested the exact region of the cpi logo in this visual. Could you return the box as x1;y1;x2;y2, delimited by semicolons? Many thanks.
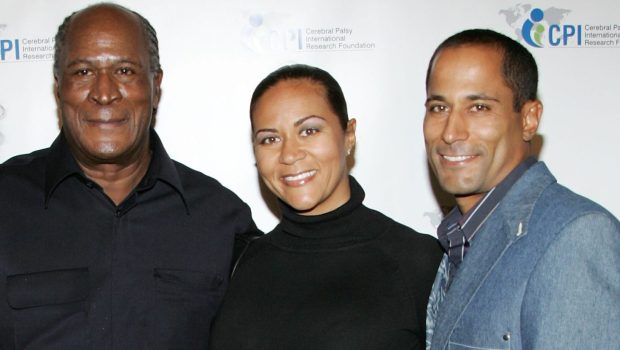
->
0;39;20;60
521;8;581;48
522;8;545;47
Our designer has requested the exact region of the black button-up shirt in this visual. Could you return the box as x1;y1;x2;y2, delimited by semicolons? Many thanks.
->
0;130;260;349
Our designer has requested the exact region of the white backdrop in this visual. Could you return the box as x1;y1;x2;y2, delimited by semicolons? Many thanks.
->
1;0;618;234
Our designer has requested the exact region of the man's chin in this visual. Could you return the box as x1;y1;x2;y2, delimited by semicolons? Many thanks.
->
79;143;130;164
437;177;481;197
93;143;120;156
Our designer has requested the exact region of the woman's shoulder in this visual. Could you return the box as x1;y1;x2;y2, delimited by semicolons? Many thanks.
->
362;206;442;266
361;206;437;245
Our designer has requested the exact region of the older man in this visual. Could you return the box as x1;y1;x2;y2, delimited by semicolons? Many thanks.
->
423;29;619;350
0;3;259;349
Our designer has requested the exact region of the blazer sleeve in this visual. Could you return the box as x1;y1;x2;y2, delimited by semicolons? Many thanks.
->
521;211;620;349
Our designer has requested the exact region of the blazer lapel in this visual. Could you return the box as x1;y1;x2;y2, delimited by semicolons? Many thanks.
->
430;162;558;350
431;216;515;349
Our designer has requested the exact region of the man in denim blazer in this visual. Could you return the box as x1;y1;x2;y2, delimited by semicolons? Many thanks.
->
423;29;620;350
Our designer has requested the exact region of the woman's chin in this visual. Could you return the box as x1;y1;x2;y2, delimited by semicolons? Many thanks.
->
281;195;322;215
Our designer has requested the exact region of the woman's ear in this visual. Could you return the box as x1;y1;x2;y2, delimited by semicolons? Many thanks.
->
345;118;356;155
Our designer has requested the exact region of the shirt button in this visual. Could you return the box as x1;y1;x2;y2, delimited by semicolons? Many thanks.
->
86;181;94;188
503;333;511;341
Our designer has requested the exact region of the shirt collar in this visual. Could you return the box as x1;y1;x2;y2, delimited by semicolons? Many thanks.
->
44;129;189;213
437;157;536;251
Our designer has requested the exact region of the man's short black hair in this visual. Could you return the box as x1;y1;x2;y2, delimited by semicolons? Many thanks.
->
426;29;538;111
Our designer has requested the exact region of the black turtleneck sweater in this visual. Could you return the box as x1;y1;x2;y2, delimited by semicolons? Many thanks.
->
210;177;442;349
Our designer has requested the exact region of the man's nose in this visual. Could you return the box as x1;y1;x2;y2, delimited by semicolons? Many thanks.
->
89;71;121;105
441;111;468;144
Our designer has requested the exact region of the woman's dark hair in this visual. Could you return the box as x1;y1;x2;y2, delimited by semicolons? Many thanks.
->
250;64;348;130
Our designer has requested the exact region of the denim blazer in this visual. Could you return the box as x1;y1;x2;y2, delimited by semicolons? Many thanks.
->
426;162;620;350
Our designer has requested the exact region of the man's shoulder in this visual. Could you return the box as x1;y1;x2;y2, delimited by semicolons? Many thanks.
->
0;148;50;179
534;180;613;225
508;162;612;224
170;159;219;184
1;148;50;167
489;162;617;253
169;159;246;204
512;175;618;254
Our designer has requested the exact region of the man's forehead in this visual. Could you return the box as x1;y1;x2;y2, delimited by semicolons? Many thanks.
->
429;45;504;83
426;44;514;102
63;7;145;51
57;9;150;72
67;5;141;37
74;4;137;21
436;44;501;66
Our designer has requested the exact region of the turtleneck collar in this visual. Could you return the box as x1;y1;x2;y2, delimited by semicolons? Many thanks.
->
269;176;383;251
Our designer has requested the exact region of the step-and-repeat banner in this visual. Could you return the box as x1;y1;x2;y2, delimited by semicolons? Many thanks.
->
1;0;618;233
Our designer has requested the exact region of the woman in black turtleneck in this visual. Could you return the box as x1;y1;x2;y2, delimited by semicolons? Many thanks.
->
210;64;442;349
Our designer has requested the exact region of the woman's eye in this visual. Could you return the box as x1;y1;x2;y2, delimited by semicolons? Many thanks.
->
259;136;279;145
300;127;319;136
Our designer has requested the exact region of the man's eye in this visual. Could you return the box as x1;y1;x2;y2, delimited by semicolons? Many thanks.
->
429;105;447;113
472;104;490;112
74;69;90;76
118;67;133;75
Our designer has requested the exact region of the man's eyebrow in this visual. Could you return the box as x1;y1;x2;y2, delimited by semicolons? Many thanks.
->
294;115;325;127
466;94;500;102
66;58;94;67
425;94;501;104
65;57;142;67
425;95;446;104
